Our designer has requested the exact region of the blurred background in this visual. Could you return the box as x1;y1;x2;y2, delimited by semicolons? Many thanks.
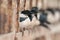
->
0;0;60;40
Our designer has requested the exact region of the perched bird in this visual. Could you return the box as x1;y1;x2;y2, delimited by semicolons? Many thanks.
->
30;7;39;19
21;10;33;21
21;7;39;21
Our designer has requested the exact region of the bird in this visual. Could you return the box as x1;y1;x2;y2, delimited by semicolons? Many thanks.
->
21;10;33;21
21;7;39;21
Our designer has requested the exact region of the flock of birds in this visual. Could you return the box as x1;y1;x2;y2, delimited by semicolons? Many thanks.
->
20;7;60;33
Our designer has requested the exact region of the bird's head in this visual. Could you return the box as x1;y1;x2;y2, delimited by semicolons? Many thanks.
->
21;10;33;21
21;10;30;15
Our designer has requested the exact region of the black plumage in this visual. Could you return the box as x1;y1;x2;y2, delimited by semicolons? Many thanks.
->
21;7;39;21
31;7;38;13
30;7;39;19
21;10;33;21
